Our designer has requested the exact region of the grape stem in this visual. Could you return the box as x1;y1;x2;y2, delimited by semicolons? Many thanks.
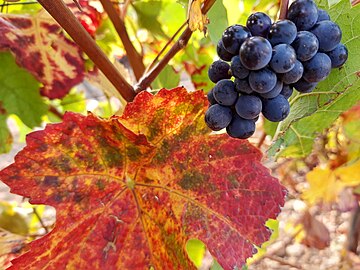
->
37;0;137;102
279;0;289;20
135;0;217;92
99;0;145;80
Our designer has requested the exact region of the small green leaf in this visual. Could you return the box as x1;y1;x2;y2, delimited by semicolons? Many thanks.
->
152;64;180;89
186;239;206;267
0;114;12;154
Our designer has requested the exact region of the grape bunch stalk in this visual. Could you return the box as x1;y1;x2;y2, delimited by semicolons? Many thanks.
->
205;0;348;139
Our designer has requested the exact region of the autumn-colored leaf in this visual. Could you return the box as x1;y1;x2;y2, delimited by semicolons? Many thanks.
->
67;0;102;37
303;160;360;205
0;87;286;269
0;12;84;99
187;0;208;32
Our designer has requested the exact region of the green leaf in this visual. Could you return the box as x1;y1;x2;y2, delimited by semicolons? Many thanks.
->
186;239;206;267
0;52;47;128
270;0;360;158
152;64;180;89
207;0;228;43
0;114;12;154
132;0;168;37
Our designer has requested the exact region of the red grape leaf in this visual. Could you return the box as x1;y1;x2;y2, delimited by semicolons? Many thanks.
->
0;87;286;269
0;12;84;99
68;0;102;37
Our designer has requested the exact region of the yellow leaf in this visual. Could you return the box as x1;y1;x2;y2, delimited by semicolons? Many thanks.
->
188;0;207;32
334;159;360;186
303;160;360;205
303;167;343;205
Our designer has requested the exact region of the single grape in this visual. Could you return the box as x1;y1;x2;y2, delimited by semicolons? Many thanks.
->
280;60;304;84
317;9;330;21
268;20;297;46
239;37;272;70
234;78;253;94
291;31;319;61
280;84;294;99
246;12;272;37
222;25;252;54
207;88;217;105
205;104;233;131
302;53;332;82
230;56;250;79
249;68;277;93
226;114;256;139
217;40;235;61
235;95;262;119
260;80;283;99
287;0;318;30
213;79;238;106
292;78;317;93
270;44;297;73
310;21;342;52
262;95;290;122
327;44;348;68
208;60;231;83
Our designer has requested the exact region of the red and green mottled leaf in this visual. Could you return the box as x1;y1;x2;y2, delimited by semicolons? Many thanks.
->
0;12;84;99
0;88;286;269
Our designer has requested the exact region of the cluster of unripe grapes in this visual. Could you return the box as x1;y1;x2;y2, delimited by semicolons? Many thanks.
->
205;0;348;139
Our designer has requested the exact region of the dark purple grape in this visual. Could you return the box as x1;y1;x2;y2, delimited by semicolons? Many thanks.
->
280;84;294;99
310;21;342;52
292;78;317;93
327;43;348;68
217;40;235;61
270;44;297;73
291;31;319;61
208;60;231;83
235;95;262;119
317;9;330;21
239;37;272;70
213;79;238;106
205;104;233;131
226;114;256;139
249;68;277;93
222;24;252;54
246;12;272;37
287;0;318;30
280;60;304;84
302;53;332;82
268;20;297;46
234;78;253;94
230;56;249;79
259;80;283;99
262;95;290;122
207;88;217;105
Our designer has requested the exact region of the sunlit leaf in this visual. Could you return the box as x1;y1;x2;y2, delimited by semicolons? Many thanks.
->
0;88;285;269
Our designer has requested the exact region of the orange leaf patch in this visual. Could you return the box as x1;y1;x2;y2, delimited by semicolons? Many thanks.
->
0;87;286;269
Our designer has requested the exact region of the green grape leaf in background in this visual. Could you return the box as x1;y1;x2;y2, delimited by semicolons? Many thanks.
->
269;0;360;158
152;64;181;89
207;0;228;44
0;52;47;153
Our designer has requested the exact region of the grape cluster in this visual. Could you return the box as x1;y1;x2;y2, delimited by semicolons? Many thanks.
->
206;0;348;139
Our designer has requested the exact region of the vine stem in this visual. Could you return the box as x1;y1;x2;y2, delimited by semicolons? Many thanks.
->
279;0;289;20
37;0;136;102
135;0;217;92
99;0;145;80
